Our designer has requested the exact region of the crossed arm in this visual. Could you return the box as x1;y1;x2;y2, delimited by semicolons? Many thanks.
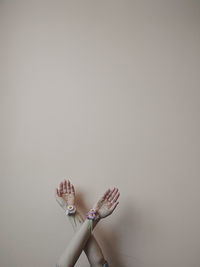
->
55;180;120;267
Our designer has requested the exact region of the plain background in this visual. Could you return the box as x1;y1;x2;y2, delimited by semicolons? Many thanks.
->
0;1;200;267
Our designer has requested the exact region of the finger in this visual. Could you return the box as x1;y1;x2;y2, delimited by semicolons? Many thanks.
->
56;188;62;197
109;188;119;202
111;201;119;213
104;189;111;198
110;188;119;200
101;189;110;201
63;180;67;193
69;180;72;194
71;184;75;194
67;180;71;193
66;180;69;193
111;192;120;204
106;188;115;200
108;188;117;201
59;182;63;194
98;189;110;203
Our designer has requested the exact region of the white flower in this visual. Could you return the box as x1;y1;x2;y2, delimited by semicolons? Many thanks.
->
87;209;99;220
87;213;96;220
89;208;96;214
65;205;76;215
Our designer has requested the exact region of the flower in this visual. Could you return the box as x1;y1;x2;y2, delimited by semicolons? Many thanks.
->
87;213;96;220
89;208;96;214
65;204;76;215
87;208;99;220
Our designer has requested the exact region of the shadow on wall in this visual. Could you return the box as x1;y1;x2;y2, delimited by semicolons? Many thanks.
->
110;199;156;267
77;191;156;267
99;203;139;267
76;192;137;267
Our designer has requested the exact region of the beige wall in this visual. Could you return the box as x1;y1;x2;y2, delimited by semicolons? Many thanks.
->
1;1;200;267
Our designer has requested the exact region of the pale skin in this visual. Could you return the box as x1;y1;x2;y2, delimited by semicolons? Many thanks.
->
55;179;120;267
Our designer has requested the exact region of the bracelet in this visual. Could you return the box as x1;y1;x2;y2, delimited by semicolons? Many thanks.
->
86;209;100;232
65;204;76;215
86;208;99;220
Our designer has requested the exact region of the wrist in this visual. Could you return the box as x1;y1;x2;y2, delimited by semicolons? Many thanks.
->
65;204;76;215
87;208;100;220
86;208;101;231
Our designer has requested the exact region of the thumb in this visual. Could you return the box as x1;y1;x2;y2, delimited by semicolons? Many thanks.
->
110;201;119;213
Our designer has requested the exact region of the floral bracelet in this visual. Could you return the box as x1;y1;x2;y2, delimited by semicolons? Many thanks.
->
86;208;100;232
65;204;76;215
86;208;100;220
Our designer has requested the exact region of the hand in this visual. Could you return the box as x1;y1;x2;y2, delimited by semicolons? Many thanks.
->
55;179;75;210
93;188;120;219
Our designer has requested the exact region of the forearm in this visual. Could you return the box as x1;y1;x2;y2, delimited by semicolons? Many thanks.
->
68;211;105;266
55;181;119;267
57;218;100;267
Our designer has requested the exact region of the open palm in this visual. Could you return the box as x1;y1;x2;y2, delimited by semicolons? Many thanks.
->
93;188;120;218
55;180;75;209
